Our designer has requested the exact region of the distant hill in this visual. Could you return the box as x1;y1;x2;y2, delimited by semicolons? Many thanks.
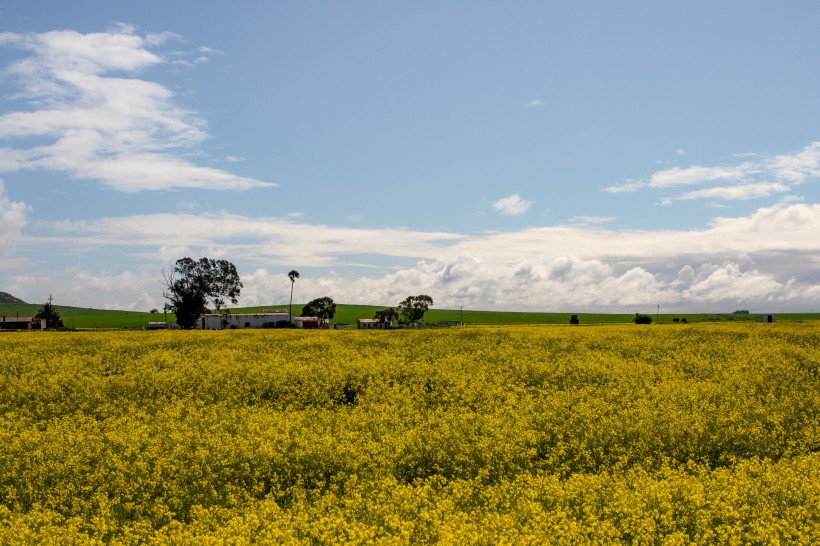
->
0;292;26;304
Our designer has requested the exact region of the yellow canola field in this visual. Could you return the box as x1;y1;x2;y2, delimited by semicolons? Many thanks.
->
1;323;819;544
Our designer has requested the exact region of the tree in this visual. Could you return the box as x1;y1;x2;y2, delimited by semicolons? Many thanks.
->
301;296;336;321
288;270;300;321
398;295;433;324
150;308;159;314
163;257;243;329
374;307;399;324
35;301;62;329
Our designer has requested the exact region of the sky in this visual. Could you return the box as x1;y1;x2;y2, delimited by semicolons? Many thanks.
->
0;1;818;313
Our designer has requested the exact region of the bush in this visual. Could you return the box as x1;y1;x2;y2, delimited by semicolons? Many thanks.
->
634;313;652;324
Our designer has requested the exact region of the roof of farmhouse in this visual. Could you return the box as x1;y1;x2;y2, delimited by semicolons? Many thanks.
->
202;312;289;317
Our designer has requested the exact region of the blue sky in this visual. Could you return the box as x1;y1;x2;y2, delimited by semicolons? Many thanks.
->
1;1;818;313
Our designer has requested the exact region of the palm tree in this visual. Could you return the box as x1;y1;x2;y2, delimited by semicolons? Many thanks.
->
288;270;300;321
35;302;61;330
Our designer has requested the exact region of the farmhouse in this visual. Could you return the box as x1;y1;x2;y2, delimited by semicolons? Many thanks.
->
357;319;389;329
0;315;44;330
199;312;290;330
197;312;327;330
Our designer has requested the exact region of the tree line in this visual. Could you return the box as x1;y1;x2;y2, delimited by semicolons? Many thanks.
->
162;257;433;329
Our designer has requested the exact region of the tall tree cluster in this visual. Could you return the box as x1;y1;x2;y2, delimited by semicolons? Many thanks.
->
301;296;337;321
398;295;433;323
163;258;243;329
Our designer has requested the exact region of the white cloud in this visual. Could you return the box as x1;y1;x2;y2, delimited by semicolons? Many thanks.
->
602;180;647;193
570;215;614;225
6;266;164;311
32;203;820;273
676;149;686;155
649;164;753;189
769;141;820;184
526;99;543;107
11;252;817;314
493;194;532;216
606;141;819;203
0;180;28;256
42;211;468;267
8;202;817;312
673;182;790;202
236;254;818;313
0;28;273;192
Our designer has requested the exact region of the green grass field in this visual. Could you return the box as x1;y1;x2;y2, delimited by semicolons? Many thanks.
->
2;302;818;330
0;303;162;329
231;304;819;326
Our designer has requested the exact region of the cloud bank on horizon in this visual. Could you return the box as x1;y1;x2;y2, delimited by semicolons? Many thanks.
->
0;21;818;314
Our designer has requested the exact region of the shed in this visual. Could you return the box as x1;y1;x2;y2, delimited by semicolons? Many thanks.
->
293;316;322;329
0;315;44;330
357;318;388;329
756;315;777;323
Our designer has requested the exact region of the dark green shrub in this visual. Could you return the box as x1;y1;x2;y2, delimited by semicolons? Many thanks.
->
634;313;652;324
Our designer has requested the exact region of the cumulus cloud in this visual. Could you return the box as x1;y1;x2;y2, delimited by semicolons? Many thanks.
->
8;202;817;312
5;265;164;311
11;253;817;313
0;28;273;192
493;194;532;216
235;254;819;314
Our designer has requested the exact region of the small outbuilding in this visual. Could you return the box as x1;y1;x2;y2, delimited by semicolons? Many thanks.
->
0;315;44;330
146;322;180;330
293;316;322;329
357;318;389;329
756;314;777;323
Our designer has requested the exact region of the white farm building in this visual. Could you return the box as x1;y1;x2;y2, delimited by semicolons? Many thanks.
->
198;312;326;330
199;312;291;330
357;319;389;329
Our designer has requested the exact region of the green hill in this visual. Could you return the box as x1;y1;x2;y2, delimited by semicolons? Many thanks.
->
0;303;159;329
0;292;26;304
